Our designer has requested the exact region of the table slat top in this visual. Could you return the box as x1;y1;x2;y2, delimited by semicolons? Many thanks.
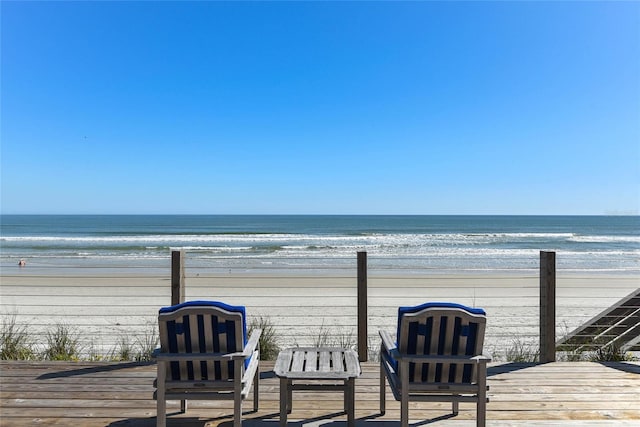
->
274;347;361;379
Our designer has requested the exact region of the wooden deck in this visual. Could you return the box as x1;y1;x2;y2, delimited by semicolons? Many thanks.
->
1;360;639;427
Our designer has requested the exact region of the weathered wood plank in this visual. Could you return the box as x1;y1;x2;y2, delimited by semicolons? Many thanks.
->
1;360;639;426
3;398;640;411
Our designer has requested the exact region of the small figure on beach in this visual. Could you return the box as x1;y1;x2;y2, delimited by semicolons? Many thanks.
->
18;259;26;267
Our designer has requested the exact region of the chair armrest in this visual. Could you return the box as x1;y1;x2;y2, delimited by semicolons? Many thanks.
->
398;354;491;364
377;331;492;364
154;351;242;361
224;328;263;360
154;330;263;362
242;328;262;358
379;330;400;360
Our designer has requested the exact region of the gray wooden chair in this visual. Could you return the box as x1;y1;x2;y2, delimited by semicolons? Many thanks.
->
379;302;490;427
154;300;261;427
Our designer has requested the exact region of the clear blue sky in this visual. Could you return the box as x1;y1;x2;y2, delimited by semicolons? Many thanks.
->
1;1;639;215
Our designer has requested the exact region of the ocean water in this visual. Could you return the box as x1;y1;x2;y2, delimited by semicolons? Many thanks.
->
1;215;638;275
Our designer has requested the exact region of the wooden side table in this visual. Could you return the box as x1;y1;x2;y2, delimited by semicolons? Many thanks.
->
274;347;361;427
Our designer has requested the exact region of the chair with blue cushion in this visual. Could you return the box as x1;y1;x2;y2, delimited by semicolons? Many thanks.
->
379;302;490;427
154;301;261;427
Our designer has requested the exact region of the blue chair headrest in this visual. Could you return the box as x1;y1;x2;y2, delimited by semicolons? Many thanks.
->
397;302;485;342
159;300;247;345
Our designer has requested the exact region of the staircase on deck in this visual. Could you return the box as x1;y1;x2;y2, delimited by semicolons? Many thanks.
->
557;288;640;353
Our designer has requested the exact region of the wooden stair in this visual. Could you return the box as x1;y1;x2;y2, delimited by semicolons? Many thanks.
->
557;288;640;353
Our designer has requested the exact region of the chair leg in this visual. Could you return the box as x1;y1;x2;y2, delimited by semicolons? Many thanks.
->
234;360;243;427
400;362;409;427
157;362;166;427
181;399;187;413
234;393;242;427
477;399;486;427
379;359;386;414
452;399;459;415
477;387;487;427
253;362;259;412
477;361;488;427
157;398;166;427
401;397;409;427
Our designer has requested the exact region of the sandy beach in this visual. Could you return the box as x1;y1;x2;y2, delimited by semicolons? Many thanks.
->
1;271;638;360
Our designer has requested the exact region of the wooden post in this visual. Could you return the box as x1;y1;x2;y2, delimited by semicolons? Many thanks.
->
540;251;556;363
357;251;368;362
171;250;185;305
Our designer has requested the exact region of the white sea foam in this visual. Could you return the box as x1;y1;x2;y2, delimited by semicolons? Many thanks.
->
568;235;640;243
2;226;638;274
3;234;638;256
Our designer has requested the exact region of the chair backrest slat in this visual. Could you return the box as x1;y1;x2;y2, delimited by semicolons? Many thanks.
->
158;301;247;381
397;302;486;384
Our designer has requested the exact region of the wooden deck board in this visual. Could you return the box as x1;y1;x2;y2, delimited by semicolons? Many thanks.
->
1;361;639;426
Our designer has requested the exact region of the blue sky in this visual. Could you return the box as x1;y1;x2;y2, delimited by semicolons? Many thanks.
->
1;1;639;215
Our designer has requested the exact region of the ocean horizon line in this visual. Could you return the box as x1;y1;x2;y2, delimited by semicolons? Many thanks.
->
2;213;639;218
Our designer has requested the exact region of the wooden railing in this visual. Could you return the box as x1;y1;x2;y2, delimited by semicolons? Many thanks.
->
4;251;637;361
170;250;561;363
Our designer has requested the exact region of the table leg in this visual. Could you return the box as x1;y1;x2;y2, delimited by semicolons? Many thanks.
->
280;378;287;427
347;378;355;427
343;380;347;413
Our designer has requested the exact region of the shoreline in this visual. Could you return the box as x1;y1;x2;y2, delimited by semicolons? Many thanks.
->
2;261;639;278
